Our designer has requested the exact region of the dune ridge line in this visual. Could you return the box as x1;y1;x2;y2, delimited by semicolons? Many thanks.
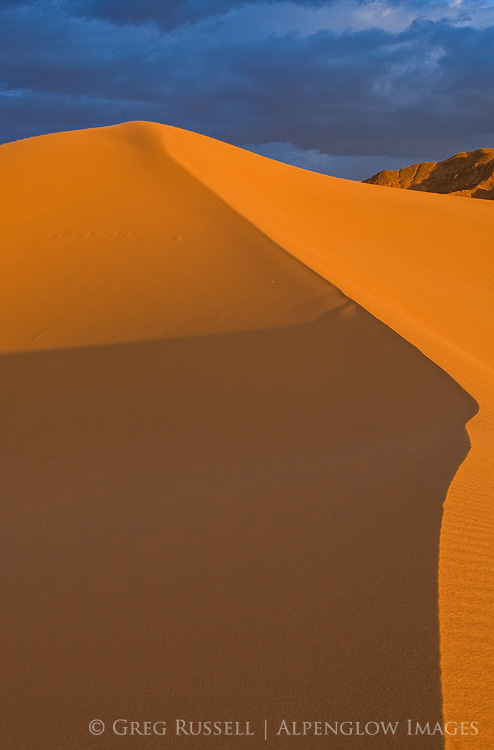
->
0;121;492;748
160;121;494;748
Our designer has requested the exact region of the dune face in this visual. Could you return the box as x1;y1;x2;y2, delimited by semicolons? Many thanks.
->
0;314;473;750
0;123;339;352
164;126;494;748
363;148;494;199
0;122;491;748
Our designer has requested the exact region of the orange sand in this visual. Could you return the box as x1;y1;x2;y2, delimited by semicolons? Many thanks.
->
165;125;494;747
0;122;492;748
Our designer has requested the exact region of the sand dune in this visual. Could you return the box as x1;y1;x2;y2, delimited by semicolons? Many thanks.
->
0;122;492;748
0;123;340;351
164;124;494;747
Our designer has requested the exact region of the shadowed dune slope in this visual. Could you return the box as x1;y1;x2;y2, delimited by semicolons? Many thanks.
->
0;122;491;748
1;315;474;749
363;148;494;200
163;123;494;748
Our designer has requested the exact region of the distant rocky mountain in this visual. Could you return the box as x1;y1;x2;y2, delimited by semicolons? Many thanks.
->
364;148;494;200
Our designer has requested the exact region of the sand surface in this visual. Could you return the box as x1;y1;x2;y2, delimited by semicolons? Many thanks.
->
0;122;492;747
165;124;494;747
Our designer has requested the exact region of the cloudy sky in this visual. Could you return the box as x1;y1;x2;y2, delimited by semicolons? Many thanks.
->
1;0;493;178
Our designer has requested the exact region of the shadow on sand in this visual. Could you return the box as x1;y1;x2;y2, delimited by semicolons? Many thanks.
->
0;304;477;748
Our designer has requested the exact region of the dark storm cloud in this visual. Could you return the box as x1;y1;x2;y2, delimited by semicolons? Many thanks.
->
75;0;242;29
0;0;493;177
208;21;494;157
73;0;473;31
75;0;333;30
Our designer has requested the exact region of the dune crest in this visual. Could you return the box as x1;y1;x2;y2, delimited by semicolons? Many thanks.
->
0;122;342;353
162;123;494;746
0;122;492;747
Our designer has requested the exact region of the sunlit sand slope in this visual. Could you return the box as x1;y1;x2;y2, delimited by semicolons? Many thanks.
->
0;123;340;351
165;124;494;747
0;122;490;748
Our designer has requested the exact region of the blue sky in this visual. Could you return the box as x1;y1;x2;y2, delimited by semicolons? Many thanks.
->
1;0;493;178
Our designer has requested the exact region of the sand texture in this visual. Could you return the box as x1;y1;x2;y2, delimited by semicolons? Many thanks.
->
0;122;492;748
